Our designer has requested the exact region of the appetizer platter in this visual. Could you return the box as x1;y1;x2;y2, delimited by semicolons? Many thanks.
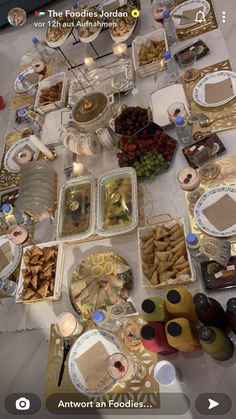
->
115;108;177;179
69;251;133;320
46;15;73;48
182;134;226;168
57;176;95;241
77;7;103;43
138;219;195;288
35;72;69;114
132;29;168;78
57;168;138;241
109;5;137;42
97;168;138;236
16;242;64;303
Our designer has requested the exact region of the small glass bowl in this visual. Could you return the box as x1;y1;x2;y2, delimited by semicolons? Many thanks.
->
178;50;199;82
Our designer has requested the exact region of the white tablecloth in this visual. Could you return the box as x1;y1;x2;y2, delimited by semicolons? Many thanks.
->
1;1;236;418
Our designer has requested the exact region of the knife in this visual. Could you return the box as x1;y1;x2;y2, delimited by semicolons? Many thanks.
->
172;13;192;21
58;340;71;387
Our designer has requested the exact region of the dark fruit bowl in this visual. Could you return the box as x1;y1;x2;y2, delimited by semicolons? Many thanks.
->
117;122;178;180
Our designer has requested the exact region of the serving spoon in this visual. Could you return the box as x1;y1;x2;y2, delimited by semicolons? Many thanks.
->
188;112;236;128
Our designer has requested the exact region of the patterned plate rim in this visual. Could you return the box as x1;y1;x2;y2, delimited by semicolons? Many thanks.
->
171;0;210;29
194;185;236;237
193;70;236;107
4;138;40;173
0;235;23;279
68;329;121;397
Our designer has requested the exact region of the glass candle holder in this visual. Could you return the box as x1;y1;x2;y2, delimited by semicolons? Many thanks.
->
177;167;201;191
198;162;221;181
55;312;83;338
113;43;127;58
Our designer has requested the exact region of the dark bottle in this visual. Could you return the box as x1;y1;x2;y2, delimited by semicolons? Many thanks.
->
141;322;177;355
193;293;228;332
198;325;234;361
226;298;236;334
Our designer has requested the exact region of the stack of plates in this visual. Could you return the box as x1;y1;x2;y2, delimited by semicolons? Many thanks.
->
15;161;57;214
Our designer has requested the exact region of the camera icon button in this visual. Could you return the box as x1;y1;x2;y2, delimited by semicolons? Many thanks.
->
4;393;41;415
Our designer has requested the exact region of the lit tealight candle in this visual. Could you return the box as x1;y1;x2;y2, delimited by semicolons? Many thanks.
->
29;134;54;160
73;162;88;177
113;43;127;58
56;312;83;338
84;56;96;71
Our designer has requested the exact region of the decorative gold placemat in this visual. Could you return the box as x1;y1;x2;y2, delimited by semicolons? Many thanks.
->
182;59;236;135
0;132;22;190
11;58;56;110
45;322;160;409
186;155;236;253
176;0;218;42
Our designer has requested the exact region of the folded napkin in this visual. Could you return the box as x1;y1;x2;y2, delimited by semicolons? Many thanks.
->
180;7;203;25
0;241;12;272
75;340;110;390
203;194;236;231
205;77;233;104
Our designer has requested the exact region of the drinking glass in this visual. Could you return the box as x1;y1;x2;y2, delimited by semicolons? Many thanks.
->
107;352;146;383
177;167;201;191
167;102;189;124
178;50;199;82
152;1;166;24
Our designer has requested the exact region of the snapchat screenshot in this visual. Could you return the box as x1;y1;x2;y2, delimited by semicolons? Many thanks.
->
1;0;236;418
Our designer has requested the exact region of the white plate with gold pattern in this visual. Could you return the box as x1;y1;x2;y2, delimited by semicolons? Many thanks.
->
0;235;22;280
4;138;40;173
193;71;236;107
68;329;121;396
171;0;210;29
194;186;236;237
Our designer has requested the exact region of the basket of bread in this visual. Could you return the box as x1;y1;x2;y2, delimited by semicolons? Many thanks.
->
34;72;69;114
132;29;168;78
16;242;64;303
138;217;195;288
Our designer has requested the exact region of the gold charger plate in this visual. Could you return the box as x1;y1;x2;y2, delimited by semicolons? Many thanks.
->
69;251;133;320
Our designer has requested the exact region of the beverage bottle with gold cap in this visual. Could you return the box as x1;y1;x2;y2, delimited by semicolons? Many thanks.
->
198;325;234;361
141;297;170;323
165;318;201;352
165;288;198;323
